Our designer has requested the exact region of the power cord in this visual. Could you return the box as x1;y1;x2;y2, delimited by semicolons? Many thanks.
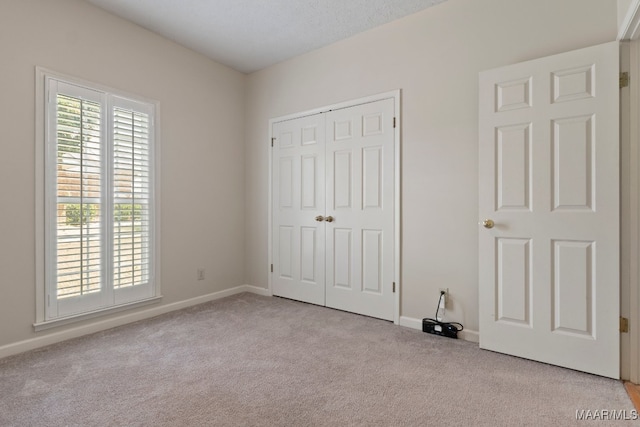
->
422;291;464;338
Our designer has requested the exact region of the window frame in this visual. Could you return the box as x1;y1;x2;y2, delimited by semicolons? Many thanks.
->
35;67;162;330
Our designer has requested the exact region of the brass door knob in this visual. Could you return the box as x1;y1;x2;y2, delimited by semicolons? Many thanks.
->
325;216;334;223
315;215;325;222
482;219;495;229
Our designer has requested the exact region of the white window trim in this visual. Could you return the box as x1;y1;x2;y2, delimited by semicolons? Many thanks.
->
34;67;162;329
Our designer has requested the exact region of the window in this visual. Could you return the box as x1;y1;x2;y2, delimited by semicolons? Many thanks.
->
37;70;160;324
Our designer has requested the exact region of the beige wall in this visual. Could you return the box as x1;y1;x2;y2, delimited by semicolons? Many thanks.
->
0;0;245;348
619;0;634;32
245;0;618;332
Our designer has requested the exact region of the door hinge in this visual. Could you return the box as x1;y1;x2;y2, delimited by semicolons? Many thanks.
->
393;117;396;128
270;264;273;273
271;137;275;147
392;282;396;293
621;316;629;333
47;294;50;307
620;72;629;89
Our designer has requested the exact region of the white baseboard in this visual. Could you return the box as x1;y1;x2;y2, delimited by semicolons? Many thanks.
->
0;285;269;359
243;284;271;296
399;315;479;343
399;315;423;330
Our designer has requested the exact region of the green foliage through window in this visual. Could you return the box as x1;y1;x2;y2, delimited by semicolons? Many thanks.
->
65;203;143;225
114;204;143;222
65;204;99;226
56;94;101;157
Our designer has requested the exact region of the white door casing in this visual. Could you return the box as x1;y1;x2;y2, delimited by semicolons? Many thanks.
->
479;41;620;378
270;94;398;322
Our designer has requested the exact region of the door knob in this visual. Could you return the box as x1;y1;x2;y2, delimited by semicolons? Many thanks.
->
482;219;495;229
325;216;334;223
315;215;325;222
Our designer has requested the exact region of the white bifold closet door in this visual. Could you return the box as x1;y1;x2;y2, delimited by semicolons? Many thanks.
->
272;113;326;306
272;98;395;321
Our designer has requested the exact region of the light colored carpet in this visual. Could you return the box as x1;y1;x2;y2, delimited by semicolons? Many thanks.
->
0;293;633;426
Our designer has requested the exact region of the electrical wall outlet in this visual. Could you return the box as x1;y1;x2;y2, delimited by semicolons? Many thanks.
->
197;268;205;281
439;288;449;308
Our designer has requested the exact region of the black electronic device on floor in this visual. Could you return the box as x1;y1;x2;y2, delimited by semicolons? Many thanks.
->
422;318;459;339
422;291;463;339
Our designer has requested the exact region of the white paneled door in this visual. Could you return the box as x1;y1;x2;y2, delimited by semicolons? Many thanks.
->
479;42;619;378
324;101;395;320
272;98;396;321
272;113;326;305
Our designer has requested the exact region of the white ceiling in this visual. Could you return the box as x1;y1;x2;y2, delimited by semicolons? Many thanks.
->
85;0;447;73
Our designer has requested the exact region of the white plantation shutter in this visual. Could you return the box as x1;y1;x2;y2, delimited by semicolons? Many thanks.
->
113;104;151;289
44;75;157;320
56;93;103;299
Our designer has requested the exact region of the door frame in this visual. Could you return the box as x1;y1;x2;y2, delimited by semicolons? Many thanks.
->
621;38;640;383
267;90;402;324
620;0;640;383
